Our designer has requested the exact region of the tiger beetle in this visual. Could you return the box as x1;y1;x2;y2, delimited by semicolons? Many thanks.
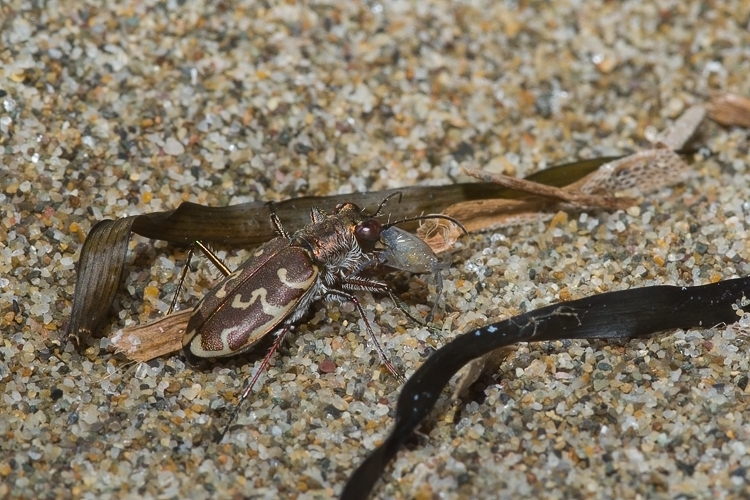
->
171;193;465;440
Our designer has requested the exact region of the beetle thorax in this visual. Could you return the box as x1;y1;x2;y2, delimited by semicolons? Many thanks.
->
294;215;364;278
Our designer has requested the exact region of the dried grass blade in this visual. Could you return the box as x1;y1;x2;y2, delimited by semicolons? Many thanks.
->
65;159;613;349
111;310;191;362
65;217;136;349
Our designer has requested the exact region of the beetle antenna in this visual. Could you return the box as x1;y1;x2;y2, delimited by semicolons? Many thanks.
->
383;213;468;235
367;191;403;217
217;325;292;442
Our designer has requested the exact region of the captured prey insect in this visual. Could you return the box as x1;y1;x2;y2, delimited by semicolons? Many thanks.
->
352;218;447;323
173;194;465;439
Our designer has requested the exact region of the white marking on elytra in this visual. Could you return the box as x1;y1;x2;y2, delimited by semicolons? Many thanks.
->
213;270;244;300
486;325;497;333
231;288;288;317
277;268;310;289
474;329;481;336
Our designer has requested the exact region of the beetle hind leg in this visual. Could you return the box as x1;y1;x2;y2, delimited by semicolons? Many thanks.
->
217;324;293;442
169;240;234;316
168;243;197;315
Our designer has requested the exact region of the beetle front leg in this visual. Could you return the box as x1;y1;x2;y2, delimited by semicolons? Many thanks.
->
349;255;382;277
338;273;389;293
344;265;437;327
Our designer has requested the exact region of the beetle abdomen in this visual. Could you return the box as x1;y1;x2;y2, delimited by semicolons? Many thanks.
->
184;241;319;359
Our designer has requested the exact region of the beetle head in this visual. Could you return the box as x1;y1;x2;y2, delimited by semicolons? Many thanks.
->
333;202;386;250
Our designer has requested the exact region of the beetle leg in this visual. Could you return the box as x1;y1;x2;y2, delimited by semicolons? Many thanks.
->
385;290;433;328
338;274;389;293
425;258;443;323
194;240;232;277
168;241;233;314
168;243;197;315
349;256;380;277
218;323;293;442
326;288;405;384
309;207;327;224
270;212;291;238
343;269;440;326
349;246;393;277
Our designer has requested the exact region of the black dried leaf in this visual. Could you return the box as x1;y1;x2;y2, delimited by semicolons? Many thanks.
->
341;277;750;499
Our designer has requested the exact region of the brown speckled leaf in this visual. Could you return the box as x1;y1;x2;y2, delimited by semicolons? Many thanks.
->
707;93;750;128
419;115;697;253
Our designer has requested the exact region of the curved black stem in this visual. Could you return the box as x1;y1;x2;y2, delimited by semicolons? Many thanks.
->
340;277;750;499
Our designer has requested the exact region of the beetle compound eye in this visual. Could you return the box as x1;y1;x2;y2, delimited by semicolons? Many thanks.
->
355;219;382;242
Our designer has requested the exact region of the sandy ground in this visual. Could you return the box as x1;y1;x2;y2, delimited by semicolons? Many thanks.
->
2;1;750;498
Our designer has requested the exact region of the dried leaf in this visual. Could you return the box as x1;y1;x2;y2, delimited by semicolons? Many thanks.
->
65;217;137;348
111;310;191;362
420;118;696;253
654;104;705;150
463;169;634;209
452;346;515;399
576;148;691;195
707;93;750;128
